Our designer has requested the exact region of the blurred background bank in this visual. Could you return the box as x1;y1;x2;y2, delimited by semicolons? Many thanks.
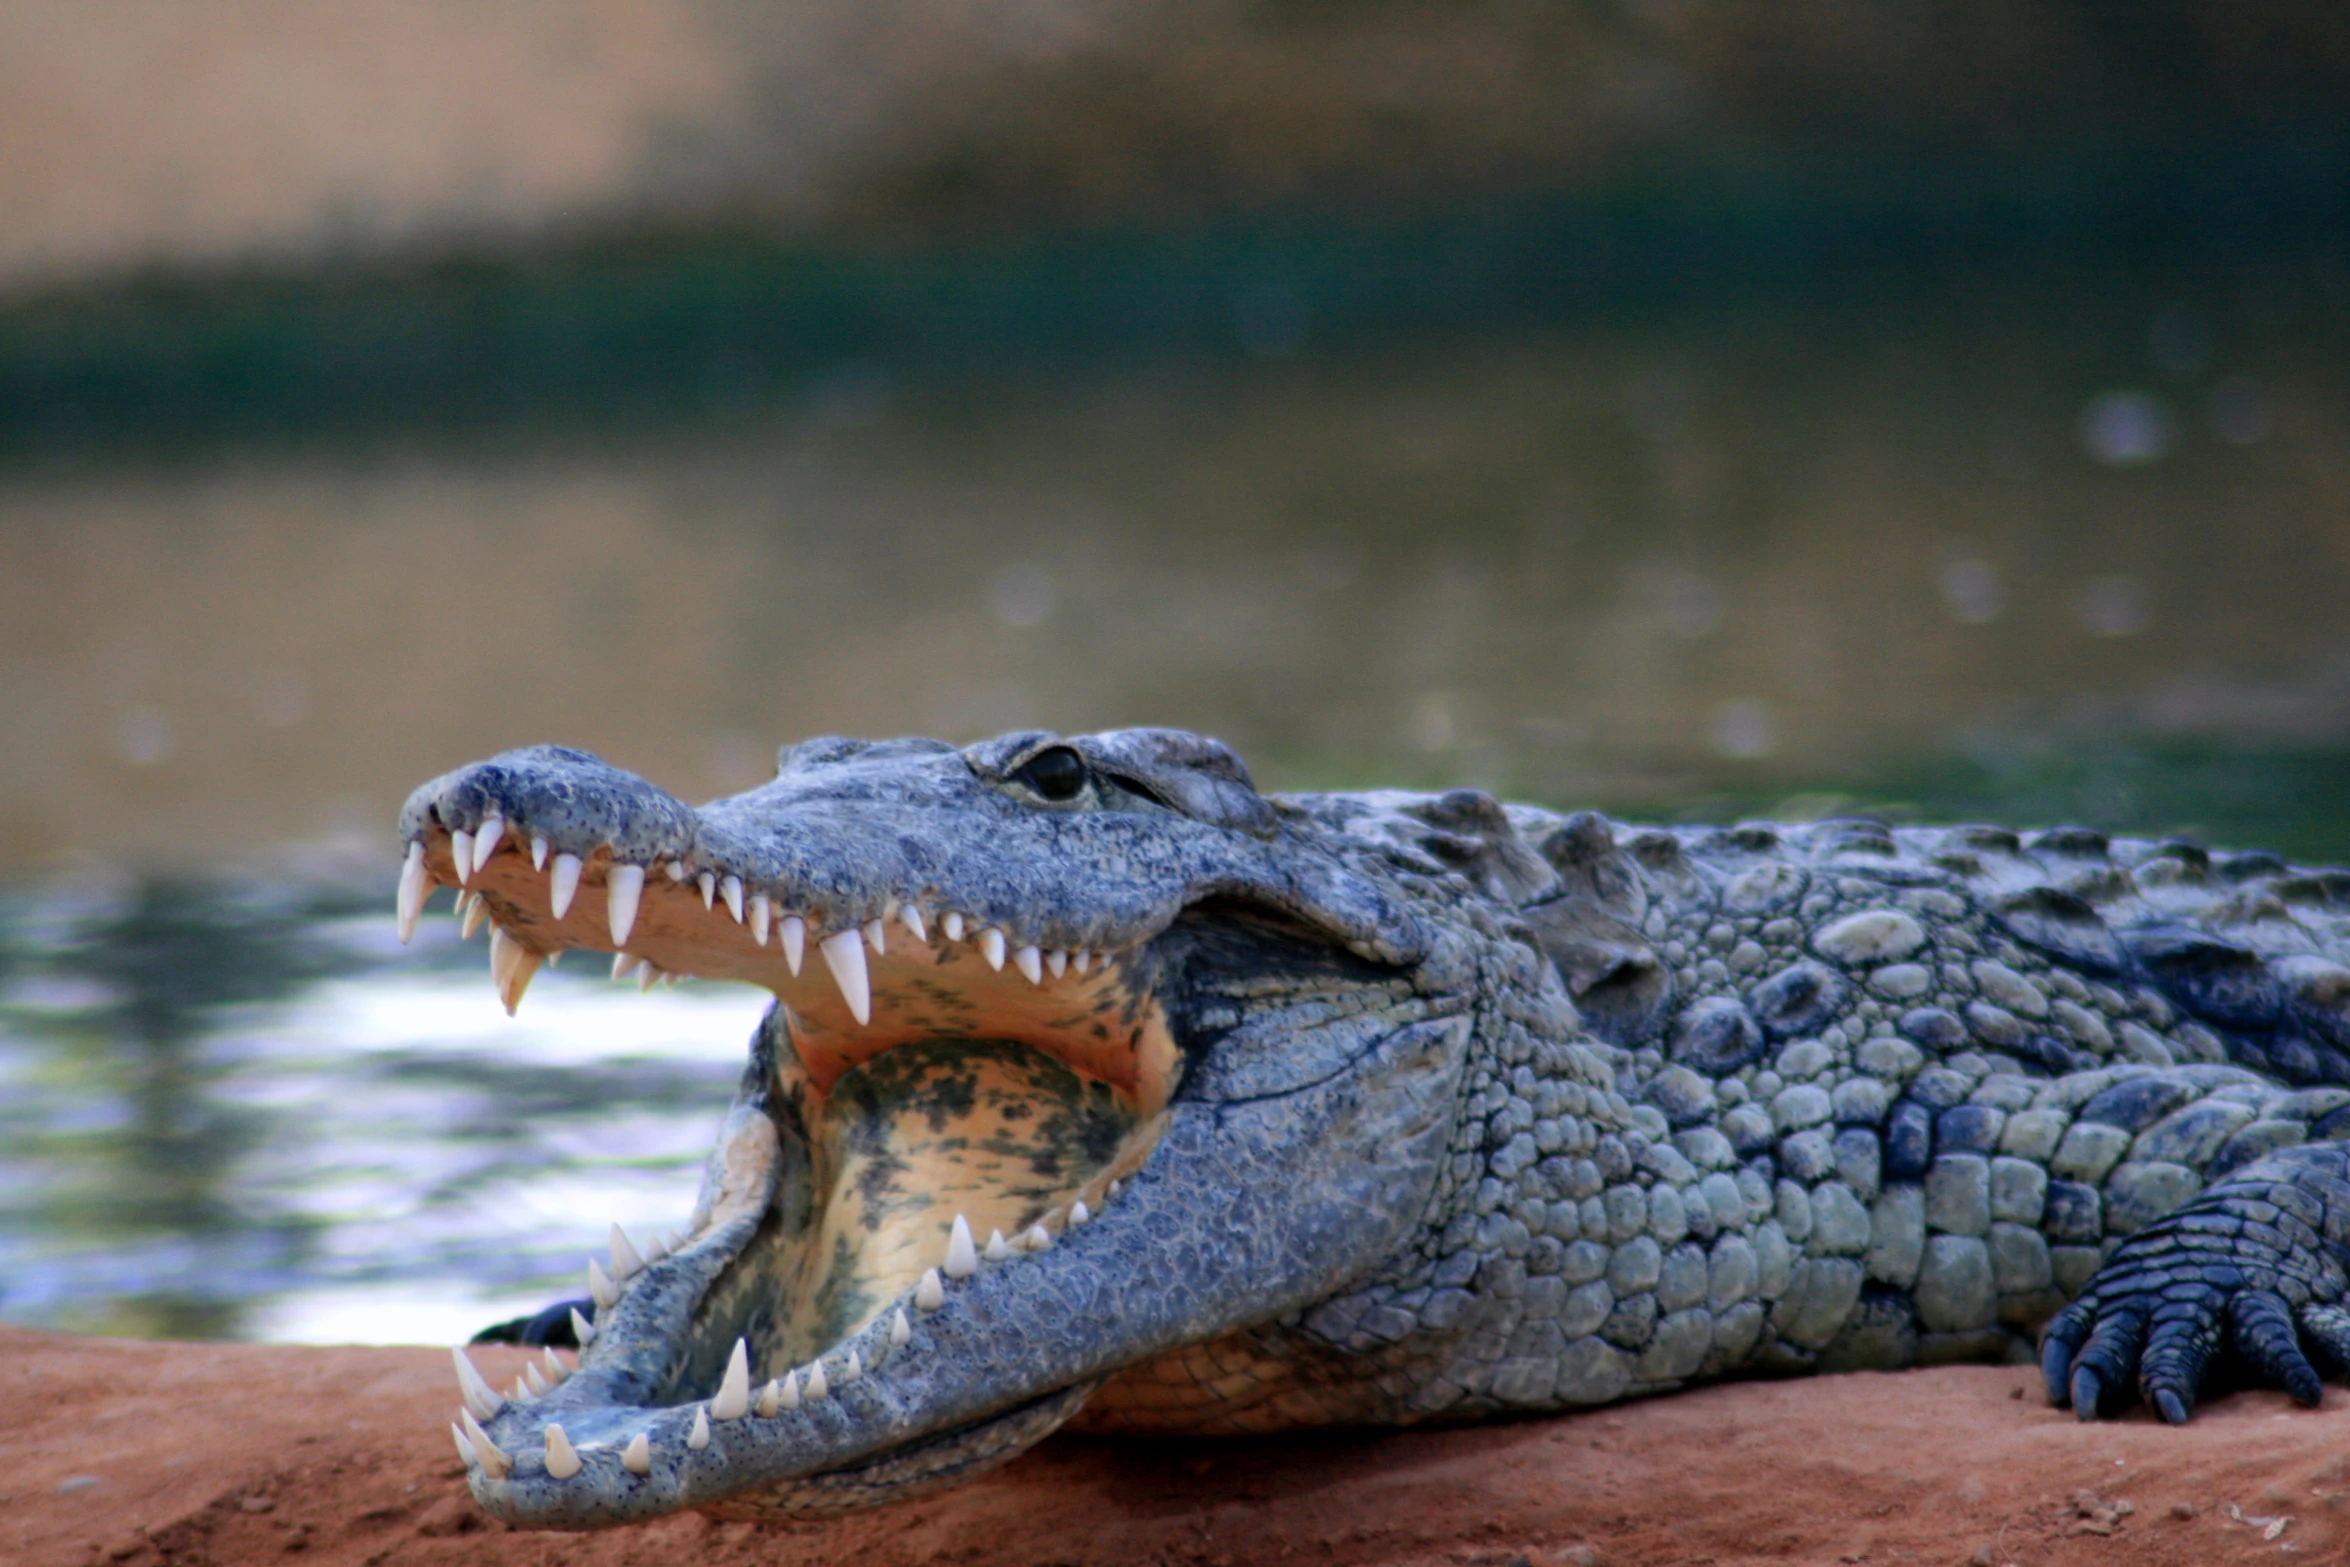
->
1;0;2346;1342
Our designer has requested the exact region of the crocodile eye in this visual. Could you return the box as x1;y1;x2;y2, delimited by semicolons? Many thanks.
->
1012;746;1088;802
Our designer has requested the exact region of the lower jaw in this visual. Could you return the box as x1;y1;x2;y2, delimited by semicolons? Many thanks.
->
698;1381;1100;1519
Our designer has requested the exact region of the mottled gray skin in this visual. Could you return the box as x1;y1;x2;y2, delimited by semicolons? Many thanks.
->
400;729;2350;1530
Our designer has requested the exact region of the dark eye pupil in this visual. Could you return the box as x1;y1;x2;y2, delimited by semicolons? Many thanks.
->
1016;747;1087;801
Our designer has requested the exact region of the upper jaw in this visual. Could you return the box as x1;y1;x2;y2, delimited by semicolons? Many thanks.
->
397;743;1177;1021
396;741;1429;1025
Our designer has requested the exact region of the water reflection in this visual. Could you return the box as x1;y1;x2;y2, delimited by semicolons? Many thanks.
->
0;876;767;1342
0;879;341;1336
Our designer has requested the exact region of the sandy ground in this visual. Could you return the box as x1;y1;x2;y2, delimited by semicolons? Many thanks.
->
6;1326;2349;1566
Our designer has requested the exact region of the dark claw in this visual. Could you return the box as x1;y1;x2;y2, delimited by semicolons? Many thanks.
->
2153;1386;2190;1424
2040;1301;2093;1406
2070;1365;2104;1420
2042;1339;2075;1407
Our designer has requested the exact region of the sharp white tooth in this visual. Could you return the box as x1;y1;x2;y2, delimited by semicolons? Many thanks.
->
523;1362;550;1396
452;1348;505;1422
451;829;474;885
1014;945;1043;984
1025;1224;1052;1251
697;871;716;910
1047;948;1068;978
750;894;772;945
665;1229;688;1253
780;916;806;975
891;1308;912;1346
461;896;489;941
1073;949;1093;975
916;1268;945;1310
460;1410;511;1476
863;917;886;956
1070;1200;1090;1225
711;1339;751;1421
611;952;642;981
606;863;644;946
452;1423;477;1468
943;911;966;941
666;860;688;882
542;1422;580;1479
509;1376;529;1402
397;841;428;944
587;1257;620;1309
550;853;583;919
494;938;542;1016
530;834;549;871
622;1432;651;1474
944;1216;979;1279
472;815;505;873
756;1379;779;1418
547;949;562;968
638;963;662;993
899;903;927;942
610;1223;645;1280
722;876;744;923
687;1408;710;1449
542;1347;568;1382
777;1368;802;1410
841;1349;862;1382
803;1361;829;1400
642;1231;670;1263
984;1229;1011;1262
569;1307;596;1346
979;928;1006;970
819;929;871;1024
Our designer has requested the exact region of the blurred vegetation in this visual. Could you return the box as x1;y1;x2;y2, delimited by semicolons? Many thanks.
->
6;137;2344;461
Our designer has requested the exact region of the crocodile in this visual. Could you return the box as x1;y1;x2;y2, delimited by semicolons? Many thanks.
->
396;727;2350;1530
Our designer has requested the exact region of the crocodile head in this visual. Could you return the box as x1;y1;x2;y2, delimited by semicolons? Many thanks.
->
397;728;1575;1526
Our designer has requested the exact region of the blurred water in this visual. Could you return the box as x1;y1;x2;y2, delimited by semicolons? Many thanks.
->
0;886;768;1343
3;241;2349;1341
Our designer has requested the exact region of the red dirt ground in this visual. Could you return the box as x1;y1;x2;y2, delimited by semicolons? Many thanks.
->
5;1324;2347;1567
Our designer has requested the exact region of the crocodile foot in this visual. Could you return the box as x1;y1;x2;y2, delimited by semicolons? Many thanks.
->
2040;1145;2350;1423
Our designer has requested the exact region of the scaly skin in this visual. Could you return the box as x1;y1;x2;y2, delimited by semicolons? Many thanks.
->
395;728;2350;1529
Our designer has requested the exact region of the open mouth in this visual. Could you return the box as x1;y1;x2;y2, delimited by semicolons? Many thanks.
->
403;810;1187;1519
394;732;1452;1527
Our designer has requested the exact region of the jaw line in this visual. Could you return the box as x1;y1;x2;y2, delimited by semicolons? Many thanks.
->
451;910;1187;1525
